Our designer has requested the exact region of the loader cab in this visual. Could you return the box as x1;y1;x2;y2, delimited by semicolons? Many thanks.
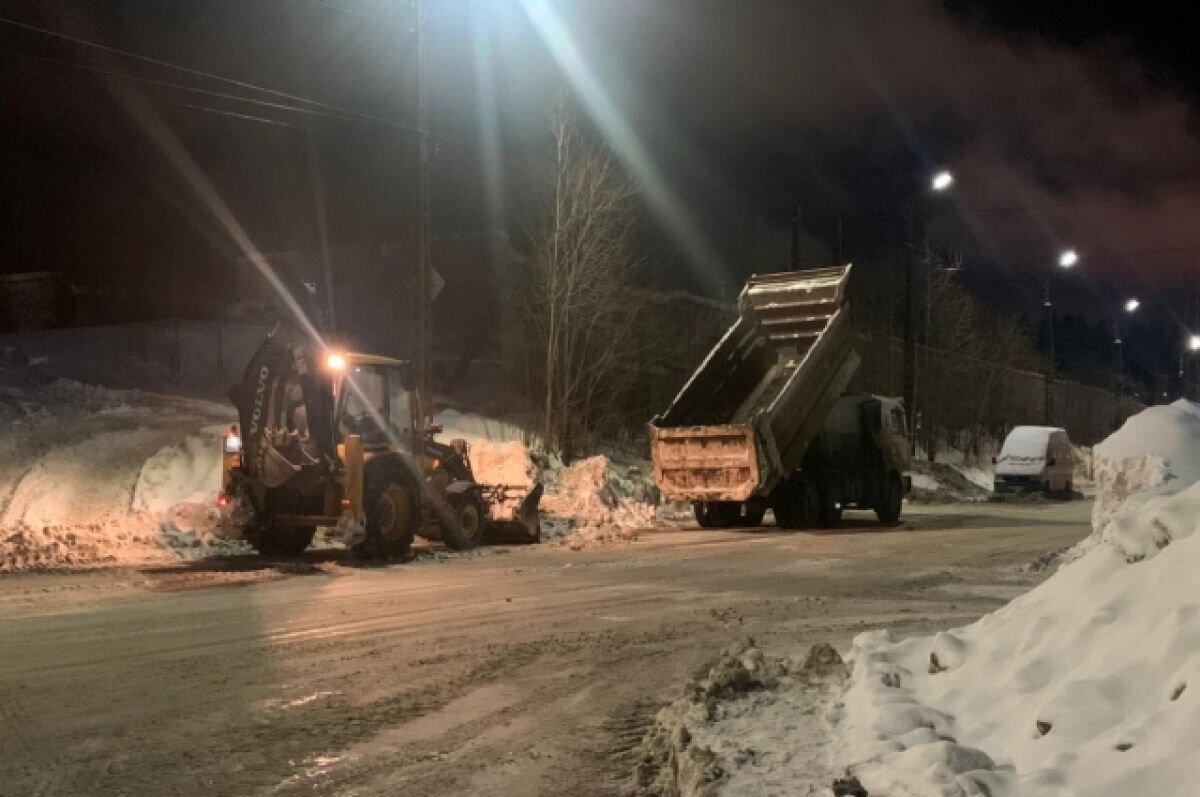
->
326;353;417;451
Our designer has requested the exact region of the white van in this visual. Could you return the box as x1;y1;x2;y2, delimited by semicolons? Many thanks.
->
993;426;1075;497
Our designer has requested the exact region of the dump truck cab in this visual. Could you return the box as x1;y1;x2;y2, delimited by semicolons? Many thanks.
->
220;333;541;558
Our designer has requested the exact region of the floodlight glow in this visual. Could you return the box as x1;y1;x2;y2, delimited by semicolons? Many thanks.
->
1058;249;1079;268
325;352;347;372
931;170;954;191
1124;298;1140;313
1189;334;1200;352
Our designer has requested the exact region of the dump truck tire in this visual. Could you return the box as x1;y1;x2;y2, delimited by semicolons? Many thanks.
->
694;503;714;528
354;462;418;559
775;480;819;529
741;506;766;527
874;471;903;524
249;526;315;556
817;482;843;528
441;490;487;551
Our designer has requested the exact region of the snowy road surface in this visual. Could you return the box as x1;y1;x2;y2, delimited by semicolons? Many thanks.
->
0;501;1087;796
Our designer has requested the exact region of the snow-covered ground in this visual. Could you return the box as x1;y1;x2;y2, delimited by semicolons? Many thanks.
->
643;400;1199;797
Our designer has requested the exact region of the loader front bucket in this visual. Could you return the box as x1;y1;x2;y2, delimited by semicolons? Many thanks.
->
483;482;544;544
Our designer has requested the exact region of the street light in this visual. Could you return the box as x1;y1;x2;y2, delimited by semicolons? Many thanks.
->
1124;298;1140;314
1182;334;1200;400
931;170;954;192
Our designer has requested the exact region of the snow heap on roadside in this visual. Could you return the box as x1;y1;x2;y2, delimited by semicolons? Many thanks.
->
839;399;1200;797
540;455;656;547
0;376;242;572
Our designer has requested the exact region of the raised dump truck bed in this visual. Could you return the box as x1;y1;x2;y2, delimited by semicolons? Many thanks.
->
650;265;908;529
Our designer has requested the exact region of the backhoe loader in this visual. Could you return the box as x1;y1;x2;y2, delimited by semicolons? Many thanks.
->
218;329;542;557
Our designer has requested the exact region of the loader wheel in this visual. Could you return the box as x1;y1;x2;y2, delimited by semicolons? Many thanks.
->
354;463;418;560
817;482;843;528
874;472;904;524
249;525;315;557
441;490;487;551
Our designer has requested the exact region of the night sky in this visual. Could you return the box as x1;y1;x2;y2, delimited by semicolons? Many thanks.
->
2;1;1199;347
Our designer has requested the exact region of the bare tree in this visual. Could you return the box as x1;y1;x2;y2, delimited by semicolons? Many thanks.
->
517;101;642;460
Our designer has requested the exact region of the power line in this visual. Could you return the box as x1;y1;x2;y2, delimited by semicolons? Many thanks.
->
0;13;426;135
5;49;412;132
1;59;327;134
970;186;1200;215
307;0;413;31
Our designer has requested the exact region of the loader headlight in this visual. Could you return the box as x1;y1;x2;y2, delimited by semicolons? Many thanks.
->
325;352;347;372
224;426;243;453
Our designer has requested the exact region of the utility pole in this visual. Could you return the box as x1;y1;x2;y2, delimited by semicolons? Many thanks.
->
1043;278;1055;425
410;0;433;447
790;201;802;270
903;202;916;454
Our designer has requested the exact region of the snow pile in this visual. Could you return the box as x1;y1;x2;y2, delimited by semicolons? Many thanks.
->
0;376;242;571
635;641;849;797
432;411;659;546
837;399;1200;797
907;461;992;503
1089;400;1200;539
435;408;527;446
541;455;655;548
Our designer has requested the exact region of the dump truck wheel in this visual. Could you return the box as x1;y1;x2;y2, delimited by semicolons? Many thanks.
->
705;502;736;528
874;471;903;524
354;463;418;559
817;482;843;528
441;490;487;551
249;526;315;557
775;480;819;529
741;506;766;527
694;503;714;528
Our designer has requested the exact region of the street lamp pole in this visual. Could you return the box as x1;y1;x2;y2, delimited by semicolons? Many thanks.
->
1044;248;1078;425
903;170;953;455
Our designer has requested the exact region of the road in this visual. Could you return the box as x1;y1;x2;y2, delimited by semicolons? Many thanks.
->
0;501;1089;797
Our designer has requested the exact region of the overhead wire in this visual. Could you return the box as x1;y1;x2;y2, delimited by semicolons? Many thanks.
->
0;13;427;135
3;49;418;132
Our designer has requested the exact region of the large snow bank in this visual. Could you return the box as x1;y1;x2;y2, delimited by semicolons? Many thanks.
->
838;399;1200;796
0;376;242;571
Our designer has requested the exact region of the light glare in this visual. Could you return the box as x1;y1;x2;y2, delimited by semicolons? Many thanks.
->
1058;249;1079;268
931;170;954;191
1124;298;1140;313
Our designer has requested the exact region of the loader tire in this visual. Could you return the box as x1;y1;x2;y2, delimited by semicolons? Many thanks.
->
441;490;487;551
874;471;904;524
250;526;315;557
354;462;418;560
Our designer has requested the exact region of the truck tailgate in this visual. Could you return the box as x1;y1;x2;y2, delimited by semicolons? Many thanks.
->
649;423;760;502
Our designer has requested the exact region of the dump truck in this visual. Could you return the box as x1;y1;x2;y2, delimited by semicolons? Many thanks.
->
649;265;910;528
218;328;542;557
